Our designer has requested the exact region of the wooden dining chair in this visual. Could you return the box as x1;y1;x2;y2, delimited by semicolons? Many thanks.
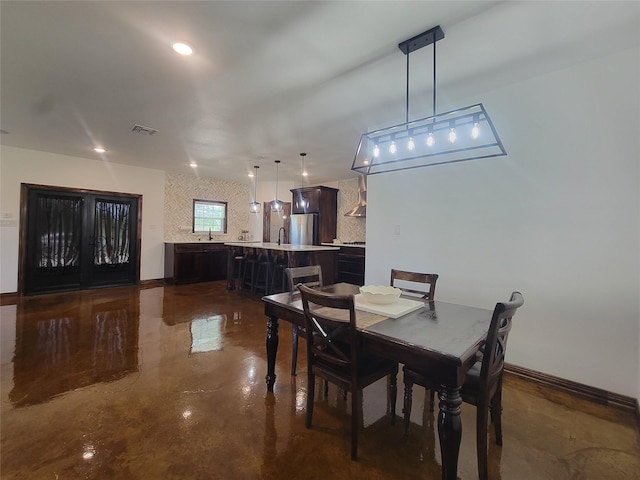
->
404;291;524;480
285;265;323;376
390;269;440;421
298;284;398;460
390;269;438;300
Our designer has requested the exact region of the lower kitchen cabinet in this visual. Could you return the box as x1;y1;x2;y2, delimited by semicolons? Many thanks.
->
336;246;365;286
165;243;227;284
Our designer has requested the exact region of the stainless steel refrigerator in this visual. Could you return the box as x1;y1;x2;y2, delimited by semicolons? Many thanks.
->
289;213;318;245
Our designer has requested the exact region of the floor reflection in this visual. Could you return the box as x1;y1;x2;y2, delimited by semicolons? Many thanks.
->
190;315;225;353
1;282;638;479
9;293;139;407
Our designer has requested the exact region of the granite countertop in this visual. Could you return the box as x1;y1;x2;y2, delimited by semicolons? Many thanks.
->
321;242;366;248
225;242;340;252
165;240;228;244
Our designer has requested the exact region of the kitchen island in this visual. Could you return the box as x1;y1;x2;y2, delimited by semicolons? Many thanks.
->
224;242;340;290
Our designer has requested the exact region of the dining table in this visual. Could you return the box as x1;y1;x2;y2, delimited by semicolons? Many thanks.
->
261;282;494;480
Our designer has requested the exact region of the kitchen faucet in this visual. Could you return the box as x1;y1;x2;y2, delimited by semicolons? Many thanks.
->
277;227;286;245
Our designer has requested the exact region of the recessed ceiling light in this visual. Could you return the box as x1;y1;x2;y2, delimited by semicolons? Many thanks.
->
172;42;193;56
93;146;106;153
190;161;197;168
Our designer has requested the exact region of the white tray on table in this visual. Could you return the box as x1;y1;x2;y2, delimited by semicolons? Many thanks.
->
354;294;424;319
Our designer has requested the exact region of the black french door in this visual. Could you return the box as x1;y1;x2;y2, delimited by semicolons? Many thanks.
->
22;185;140;295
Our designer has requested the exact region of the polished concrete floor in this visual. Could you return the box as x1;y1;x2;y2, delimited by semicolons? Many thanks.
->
1;281;638;480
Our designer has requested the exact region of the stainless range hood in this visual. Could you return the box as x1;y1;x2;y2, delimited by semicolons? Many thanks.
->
344;174;366;217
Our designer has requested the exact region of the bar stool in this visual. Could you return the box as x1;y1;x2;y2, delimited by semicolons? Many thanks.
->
270;253;287;294
252;251;271;294
241;251;259;293
232;253;244;292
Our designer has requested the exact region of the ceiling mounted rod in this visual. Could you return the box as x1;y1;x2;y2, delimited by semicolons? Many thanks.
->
250;165;260;213
432;30;436;118
399;25;443;121
405;48;410;124
271;160;283;212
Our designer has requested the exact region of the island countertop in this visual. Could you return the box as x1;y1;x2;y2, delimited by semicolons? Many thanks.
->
224;242;340;252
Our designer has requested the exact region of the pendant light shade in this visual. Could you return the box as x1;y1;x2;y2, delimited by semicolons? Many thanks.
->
297;152;309;210
352;25;506;175
271;160;283;212
299;152;307;187
250;165;260;213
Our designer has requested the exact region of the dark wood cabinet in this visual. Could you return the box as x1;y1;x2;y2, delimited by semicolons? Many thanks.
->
336;246;365;285
290;186;338;244
165;243;227;284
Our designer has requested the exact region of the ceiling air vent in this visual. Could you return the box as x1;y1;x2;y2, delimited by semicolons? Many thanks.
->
131;124;158;135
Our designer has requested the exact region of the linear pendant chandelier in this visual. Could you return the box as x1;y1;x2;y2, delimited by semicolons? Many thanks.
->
351;25;506;175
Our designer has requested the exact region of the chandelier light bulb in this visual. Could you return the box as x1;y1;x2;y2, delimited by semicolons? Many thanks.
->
426;132;435;147
448;127;457;143
407;137;415;150
389;141;397;154
373;144;380;157
471;122;480;139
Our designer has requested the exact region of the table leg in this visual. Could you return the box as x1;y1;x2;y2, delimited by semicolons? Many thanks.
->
437;385;462;480
265;315;279;391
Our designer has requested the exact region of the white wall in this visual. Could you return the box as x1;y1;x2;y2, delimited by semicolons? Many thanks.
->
0;146;166;293
366;47;639;398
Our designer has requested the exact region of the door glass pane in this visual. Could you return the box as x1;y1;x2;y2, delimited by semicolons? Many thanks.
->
36;195;82;268
94;200;131;265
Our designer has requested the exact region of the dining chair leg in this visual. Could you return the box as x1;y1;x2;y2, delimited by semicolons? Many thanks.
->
351;388;360;460
291;325;299;375
306;372;315;429
476;398;490;480
492;377;504;446
403;379;413;435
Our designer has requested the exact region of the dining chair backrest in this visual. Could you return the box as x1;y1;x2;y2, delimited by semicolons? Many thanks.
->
480;291;523;399
298;284;358;375
390;269;439;301
286;265;323;294
285;265;324;375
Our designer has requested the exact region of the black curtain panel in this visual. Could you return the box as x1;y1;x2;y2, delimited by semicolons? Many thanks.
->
94;200;131;265
36;195;82;268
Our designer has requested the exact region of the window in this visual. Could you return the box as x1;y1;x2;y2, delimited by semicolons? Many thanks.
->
193;200;227;234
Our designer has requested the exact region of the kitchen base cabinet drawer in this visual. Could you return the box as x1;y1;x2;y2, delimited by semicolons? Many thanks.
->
165;243;228;284
336;246;365;286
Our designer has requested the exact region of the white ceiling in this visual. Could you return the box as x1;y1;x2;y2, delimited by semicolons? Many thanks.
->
1;1;638;185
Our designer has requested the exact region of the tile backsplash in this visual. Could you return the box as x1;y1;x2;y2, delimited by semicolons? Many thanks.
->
334;178;366;243
164;172;365;244
164;172;250;242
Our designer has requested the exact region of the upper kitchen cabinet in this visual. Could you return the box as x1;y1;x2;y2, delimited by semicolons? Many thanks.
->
291;186;338;244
